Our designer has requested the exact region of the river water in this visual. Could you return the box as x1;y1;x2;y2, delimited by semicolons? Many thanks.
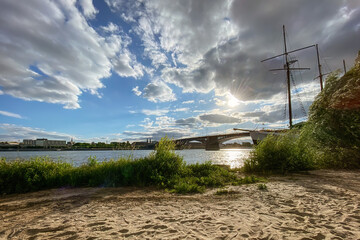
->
0;149;252;168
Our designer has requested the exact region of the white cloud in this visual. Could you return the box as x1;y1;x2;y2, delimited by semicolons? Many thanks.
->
0;0;143;109
123;115;192;141
79;0;98;19
0;123;73;141
101;22;120;33
107;0;359;104
104;0;125;12
141;109;169;116
0;110;23;119
142;81;176;103
112;50;144;78
135;16;169;68
182;100;194;104
199;114;241;124
132;86;142;96
172;108;189;112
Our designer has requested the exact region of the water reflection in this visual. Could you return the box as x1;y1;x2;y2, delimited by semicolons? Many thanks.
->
200;149;251;169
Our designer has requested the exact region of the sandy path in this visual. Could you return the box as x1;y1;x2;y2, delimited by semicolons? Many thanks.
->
1;170;360;239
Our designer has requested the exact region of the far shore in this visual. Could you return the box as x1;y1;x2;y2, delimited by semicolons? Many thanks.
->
1;169;359;239
0;146;254;152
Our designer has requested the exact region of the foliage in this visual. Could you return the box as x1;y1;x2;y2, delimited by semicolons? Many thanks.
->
304;68;360;168
244;55;360;172
0;137;262;195
257;183;267;191
243;130;316;174
215;188;239;195
0;157;73;194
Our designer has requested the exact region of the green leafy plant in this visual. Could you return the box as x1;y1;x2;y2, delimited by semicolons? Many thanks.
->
257;183;267;191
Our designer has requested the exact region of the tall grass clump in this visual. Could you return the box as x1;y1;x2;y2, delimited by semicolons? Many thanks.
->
0;157;73;194
0;137;262;195
243;130;316;174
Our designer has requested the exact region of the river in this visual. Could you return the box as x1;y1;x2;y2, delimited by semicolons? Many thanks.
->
0;149;252;168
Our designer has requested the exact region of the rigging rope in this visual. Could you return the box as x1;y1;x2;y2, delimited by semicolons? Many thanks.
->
283;77;288;123
290;71;307;117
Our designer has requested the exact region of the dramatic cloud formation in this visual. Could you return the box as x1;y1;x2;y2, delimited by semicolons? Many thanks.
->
1;0;359;141
0;0;142;109
106;0;359;102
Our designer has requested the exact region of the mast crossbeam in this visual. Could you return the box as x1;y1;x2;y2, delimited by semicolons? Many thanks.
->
261;44;315;62
269;68;310;71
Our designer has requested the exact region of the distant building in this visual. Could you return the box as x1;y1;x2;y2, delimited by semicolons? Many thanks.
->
0;141;20;149
22;138;67;148
131;139;157;149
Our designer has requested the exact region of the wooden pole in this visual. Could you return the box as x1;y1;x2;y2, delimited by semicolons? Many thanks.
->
316;44;323;91
343;59;347;73
283;25;292;128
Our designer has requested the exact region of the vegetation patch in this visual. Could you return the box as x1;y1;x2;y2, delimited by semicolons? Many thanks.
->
0;137;262;195
244;55;360;173
257;183;267;191
215;188;239;195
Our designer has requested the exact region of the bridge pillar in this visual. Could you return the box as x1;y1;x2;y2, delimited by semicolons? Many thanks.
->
205;136;220;151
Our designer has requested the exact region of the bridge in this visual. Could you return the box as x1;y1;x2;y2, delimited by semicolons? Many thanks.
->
175;132;250;150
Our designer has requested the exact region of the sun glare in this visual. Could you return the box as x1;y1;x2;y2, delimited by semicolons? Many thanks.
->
227;93;240;107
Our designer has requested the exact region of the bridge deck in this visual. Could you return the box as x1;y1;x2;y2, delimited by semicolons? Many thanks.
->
175;132;250;143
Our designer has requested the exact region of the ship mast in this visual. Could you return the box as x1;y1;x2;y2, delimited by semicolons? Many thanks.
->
283;25;293;127
315;44;323;91
261;25;313;128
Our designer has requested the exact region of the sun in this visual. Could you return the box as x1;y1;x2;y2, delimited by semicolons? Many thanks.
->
227;93;240;107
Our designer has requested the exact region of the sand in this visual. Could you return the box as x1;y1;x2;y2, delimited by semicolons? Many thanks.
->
1;170;360;240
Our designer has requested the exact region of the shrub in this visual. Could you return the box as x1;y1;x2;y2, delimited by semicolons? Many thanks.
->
243;130;315;174
0;157;73;193
303;68;360;168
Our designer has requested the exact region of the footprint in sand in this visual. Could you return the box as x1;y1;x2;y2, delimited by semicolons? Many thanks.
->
27;225;69;236
153;225;168;230
87;222;106;227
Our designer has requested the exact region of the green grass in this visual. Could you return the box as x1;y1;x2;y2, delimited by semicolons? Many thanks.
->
215;188;239;195
0;137;262;195
243;130;316;174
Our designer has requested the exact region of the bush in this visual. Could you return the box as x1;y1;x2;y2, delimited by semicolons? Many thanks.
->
0;157;73;194
243;130;315;174
303;69;360;168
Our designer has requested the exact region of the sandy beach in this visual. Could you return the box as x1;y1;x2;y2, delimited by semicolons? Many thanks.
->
1;170;359;239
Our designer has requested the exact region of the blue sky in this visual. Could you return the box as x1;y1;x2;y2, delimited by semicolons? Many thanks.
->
0;0;359;143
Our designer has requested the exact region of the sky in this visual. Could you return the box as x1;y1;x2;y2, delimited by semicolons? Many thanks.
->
0;0;359;143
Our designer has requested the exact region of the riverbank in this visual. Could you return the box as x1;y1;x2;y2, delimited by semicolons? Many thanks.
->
1;169;359;239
